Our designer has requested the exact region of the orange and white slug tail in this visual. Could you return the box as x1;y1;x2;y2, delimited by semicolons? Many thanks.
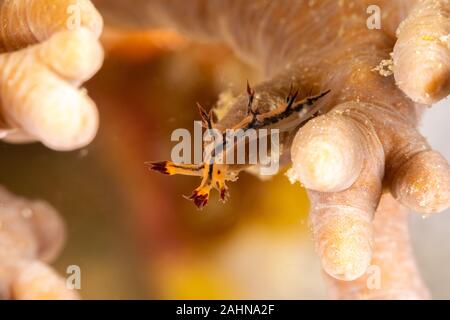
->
146;161;204;176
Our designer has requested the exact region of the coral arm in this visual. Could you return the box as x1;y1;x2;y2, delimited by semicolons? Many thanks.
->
0;0;102;51
0;28;103;150
394;0;450;104
325;193;430;299
0;187;78;300
95;0;450;294
0;0;104;150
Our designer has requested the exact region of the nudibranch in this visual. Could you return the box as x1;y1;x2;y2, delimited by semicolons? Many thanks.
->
148;83;330;209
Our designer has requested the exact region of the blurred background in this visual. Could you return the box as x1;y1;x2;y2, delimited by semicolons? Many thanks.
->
0;29;448;299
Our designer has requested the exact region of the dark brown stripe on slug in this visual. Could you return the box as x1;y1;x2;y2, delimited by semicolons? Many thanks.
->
244;89;331;131
208;163;214;180
147;161;170;175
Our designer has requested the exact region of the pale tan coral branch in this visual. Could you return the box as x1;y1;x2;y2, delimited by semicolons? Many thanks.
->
287;102;384;281
0;0;104;150
0;28;103;150
394;0;450;104
325;193;430;299
0;186;77;300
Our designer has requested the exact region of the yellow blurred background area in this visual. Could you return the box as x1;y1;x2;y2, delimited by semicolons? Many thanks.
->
0;29;328;299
